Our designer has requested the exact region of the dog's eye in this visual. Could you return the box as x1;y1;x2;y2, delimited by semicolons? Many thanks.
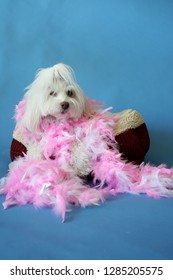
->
49;91;57;97
67;89;74;97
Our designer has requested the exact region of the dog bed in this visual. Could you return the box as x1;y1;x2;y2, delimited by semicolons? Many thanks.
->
10;109;150;164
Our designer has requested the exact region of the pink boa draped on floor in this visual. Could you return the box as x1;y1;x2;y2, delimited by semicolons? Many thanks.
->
0;104;173;221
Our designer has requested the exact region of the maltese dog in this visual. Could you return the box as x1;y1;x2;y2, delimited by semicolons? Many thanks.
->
22;63;93;133
19;63;98;171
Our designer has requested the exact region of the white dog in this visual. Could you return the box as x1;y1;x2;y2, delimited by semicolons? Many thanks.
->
14;63;103;176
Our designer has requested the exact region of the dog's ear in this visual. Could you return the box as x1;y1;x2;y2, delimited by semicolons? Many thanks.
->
21;68;51;133
83;98;97;117
83;102;93;117
21;75;44;133
21;94;42;133
83;95;104;118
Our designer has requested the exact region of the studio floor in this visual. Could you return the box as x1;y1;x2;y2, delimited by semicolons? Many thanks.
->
0;186;173;260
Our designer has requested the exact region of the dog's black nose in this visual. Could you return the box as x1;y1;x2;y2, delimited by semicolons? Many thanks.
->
61;102;69;110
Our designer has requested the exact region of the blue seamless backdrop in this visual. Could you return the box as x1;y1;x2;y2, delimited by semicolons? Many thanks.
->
0;0;173;260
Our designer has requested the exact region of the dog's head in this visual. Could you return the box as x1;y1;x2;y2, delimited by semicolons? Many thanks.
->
22;63;94;132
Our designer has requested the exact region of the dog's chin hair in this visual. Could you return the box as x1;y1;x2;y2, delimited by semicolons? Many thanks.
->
21;63;94;133
52;101;88;122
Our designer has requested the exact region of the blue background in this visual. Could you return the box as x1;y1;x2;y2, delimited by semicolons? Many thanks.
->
0;0;173;260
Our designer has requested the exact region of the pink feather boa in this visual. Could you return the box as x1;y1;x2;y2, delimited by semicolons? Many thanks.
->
1;101;173;221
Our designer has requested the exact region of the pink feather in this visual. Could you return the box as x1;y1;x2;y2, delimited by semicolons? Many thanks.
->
1;101;173;221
